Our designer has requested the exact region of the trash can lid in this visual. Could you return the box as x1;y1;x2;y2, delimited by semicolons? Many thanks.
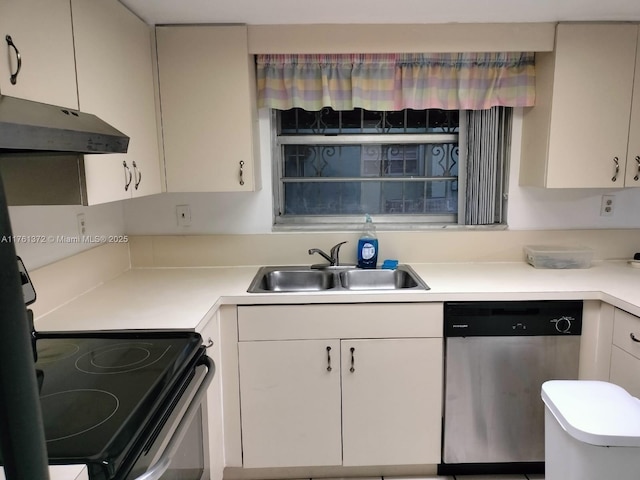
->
542;380;640;447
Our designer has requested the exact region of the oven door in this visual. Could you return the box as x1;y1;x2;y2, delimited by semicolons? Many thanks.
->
126;356;214;480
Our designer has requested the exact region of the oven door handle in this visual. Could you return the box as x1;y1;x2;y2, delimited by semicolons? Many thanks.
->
132;355;215;480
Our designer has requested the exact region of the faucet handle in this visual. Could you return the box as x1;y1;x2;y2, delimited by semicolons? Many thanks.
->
330;241;348;266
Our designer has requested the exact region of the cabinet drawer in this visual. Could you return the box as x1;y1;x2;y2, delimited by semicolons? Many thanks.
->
613;309;640;359
238;303;443;341
610;345;640;398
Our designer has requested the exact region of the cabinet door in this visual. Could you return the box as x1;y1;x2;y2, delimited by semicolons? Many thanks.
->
610;345;640;398
238;340;342;468
72;0;161;204
626;30;640;187
0;0;77;109
544;23;637;188
341;338;443;466
610;309;640;398
156;26;259;192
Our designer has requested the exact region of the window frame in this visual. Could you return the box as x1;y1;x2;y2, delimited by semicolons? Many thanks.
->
271;109;468;230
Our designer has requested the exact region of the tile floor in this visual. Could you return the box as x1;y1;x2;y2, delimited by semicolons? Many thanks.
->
379;476;545;480
451;475;544;480
305;475;545;480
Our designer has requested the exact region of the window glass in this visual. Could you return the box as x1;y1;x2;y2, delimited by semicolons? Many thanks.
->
274;107;461;226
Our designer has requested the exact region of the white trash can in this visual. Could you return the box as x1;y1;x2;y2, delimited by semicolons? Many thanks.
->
541;380;640;480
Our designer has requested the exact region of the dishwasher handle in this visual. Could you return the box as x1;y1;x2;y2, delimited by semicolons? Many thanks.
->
132;356;215;480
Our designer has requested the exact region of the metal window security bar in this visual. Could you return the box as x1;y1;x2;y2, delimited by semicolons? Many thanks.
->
273;108;461;226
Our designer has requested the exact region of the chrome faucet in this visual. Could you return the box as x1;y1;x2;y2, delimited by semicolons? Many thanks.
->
308;241;348;267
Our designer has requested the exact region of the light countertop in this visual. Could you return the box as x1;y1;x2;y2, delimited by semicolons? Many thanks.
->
35;261;640;332
29;260;640;478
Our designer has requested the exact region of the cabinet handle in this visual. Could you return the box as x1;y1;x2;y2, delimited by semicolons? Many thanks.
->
133;161;142;190
123;161;133;191
349;347;355;373
631;333;640;343
326;346;332;372
611;157;620;182
5;35;21;85
634;156;640;182
239;160;245;186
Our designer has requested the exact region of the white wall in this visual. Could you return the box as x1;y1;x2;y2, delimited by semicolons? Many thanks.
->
8;107;640;271
507;110;640;229
7;201;127;270
123;108;640;234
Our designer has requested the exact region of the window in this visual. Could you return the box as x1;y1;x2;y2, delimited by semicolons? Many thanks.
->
273;107;463;227
259;53;526;229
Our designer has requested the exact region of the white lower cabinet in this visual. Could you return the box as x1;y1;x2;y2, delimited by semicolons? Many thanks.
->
609;308;640;398
238;339;342;468
237;303;443;469
610;346;640;398
341;338;442;466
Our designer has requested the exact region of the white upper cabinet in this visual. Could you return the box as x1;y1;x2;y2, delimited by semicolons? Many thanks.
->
521;23;640;188
72;0;161;204
0;0;78;109
626;37;640;186
156;25;260;192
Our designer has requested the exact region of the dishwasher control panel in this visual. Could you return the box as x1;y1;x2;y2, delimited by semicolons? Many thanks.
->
444;300;583;337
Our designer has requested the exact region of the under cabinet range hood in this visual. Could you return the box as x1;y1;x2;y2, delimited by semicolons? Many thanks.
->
0;95;129;154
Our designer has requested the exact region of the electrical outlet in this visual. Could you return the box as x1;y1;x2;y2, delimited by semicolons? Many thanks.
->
600;195;615;216
77;213;86;236
176;205;191;227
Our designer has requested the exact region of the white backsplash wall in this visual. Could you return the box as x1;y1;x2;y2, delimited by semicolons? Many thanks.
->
7;201;127;270
7;108;640;270
123;109;640;234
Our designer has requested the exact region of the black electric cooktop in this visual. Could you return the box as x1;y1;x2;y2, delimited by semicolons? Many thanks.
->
32;330;204;479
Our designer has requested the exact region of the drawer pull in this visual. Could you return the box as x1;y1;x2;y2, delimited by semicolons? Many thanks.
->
6;35;21;85
123;161;133;191
239;160;245;186
631;333;640;343
349;347;355;373
612;157;620;182
133;161;142;190
326;346;332;372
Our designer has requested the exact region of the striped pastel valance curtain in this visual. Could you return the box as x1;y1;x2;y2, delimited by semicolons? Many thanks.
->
256;52;535;111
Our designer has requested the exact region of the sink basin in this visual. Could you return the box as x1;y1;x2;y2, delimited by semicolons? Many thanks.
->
247;265;428;293
339;268;424;290
248;267;336;292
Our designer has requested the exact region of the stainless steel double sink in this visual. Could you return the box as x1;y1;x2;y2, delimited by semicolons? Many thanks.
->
247;264;429;293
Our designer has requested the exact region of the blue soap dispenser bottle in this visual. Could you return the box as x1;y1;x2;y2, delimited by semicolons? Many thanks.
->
357;214;378;269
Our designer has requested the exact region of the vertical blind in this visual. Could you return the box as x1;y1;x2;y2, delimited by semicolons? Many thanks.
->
256;53;535;111
464;107;512;225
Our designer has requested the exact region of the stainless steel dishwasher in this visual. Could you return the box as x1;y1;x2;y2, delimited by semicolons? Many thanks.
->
440;300;582;476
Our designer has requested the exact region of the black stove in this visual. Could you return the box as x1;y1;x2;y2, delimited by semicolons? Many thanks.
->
31;330;205;480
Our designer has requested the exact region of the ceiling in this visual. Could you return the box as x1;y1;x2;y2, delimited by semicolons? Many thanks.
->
120;0;640;26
